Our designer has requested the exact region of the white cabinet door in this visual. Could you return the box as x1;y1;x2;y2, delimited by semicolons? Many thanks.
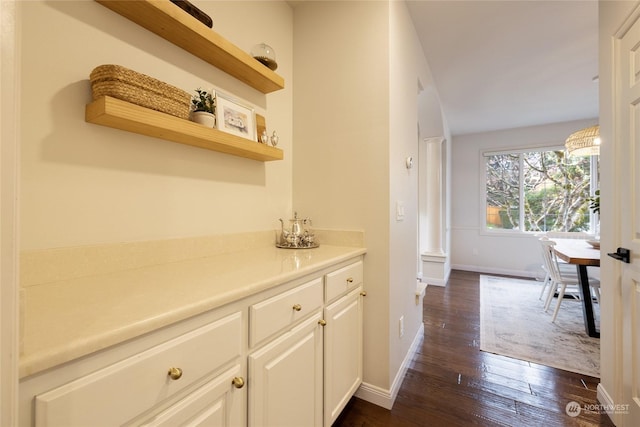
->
248;313;323;427
615;6;640;424
323;287;363;427
138;364;245;427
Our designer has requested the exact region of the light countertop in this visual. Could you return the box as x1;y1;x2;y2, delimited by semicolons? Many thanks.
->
20;244;366;378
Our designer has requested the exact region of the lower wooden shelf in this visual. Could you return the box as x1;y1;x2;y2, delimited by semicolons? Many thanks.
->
85;96;284;162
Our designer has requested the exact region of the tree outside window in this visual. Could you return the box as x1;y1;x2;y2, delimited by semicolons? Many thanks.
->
485;149;596;232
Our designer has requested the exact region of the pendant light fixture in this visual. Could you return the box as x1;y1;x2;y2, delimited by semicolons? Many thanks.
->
565;125;600;156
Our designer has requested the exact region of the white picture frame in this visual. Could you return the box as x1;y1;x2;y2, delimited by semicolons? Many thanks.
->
215;92;256;141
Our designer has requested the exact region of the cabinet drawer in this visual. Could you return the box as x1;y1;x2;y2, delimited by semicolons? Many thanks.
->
325;261;363;302
250;278;323;347
35;312;242;427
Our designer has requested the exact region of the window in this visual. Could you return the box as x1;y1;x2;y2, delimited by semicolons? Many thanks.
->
484;147;598;233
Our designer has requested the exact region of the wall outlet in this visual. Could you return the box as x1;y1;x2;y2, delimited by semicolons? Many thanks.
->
399;316;404;337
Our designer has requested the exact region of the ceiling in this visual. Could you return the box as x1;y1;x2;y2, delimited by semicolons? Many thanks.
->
405;0;599;136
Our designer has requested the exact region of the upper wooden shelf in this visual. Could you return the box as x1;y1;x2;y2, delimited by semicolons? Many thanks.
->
86;96;284;162
95;0;285;94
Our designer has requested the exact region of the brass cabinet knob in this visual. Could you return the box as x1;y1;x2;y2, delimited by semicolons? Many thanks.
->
360;291;367;297
318;319;327;326
232;376;245;389
346;277;354;283
292;304;302;311
167;367;183;380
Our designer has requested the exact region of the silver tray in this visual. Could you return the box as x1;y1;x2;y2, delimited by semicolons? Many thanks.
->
276;242;320;249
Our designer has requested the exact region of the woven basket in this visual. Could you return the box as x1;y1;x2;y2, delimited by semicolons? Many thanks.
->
90;65;191;120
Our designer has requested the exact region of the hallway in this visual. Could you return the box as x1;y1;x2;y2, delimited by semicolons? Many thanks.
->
334;270;614;426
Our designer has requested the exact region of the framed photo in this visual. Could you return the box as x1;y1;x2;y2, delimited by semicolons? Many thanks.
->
215;92;256;141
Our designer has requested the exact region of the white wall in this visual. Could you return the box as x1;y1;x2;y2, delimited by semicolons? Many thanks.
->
388;0;419;392
451;118;597;278
292;0;392;392
19;1;293;251
293;0;448;405
388;0;442;391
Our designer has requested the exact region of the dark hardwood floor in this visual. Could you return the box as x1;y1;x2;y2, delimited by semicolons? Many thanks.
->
333;270;615;427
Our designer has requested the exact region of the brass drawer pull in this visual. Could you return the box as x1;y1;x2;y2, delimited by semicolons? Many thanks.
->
346;277;354;283
292;304;302;311
232;376;245;389
318;319;327;326
360;291;367;297
168;367;183;380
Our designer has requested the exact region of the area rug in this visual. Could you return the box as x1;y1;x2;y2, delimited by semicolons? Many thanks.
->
479;275;600;377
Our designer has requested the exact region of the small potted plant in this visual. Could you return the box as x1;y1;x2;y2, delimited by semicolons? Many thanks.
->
190;88;216;127
588;189;600;239
588;189;600;214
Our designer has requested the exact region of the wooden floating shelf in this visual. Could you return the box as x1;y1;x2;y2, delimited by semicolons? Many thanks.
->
86;96;284;162
95;0;285;94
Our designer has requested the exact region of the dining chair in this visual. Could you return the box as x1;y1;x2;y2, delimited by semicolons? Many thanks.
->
538;238;600;322
537;236;579;302
539;230;593;296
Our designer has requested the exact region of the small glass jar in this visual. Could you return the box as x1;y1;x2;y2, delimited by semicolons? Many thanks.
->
251;43;278;71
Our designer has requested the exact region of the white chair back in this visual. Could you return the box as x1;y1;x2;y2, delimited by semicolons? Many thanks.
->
539;238;563;284
539;237;600;322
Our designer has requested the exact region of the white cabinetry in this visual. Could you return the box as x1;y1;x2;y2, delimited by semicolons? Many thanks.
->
136;364;245;427
249;277;323;348
248;276;324;426
20;257;364;427
248;314;324;427
324;288;363;426
248;261;364;427
323;262;364;427
33;312;244;427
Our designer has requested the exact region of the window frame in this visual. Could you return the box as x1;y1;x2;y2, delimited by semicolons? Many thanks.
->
480;145;599;236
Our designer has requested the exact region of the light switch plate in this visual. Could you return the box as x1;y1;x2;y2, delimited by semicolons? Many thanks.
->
396;201;405;221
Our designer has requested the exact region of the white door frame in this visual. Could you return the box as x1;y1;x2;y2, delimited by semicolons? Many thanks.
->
598;1;640;425
614;4;640;424
1;0;20;424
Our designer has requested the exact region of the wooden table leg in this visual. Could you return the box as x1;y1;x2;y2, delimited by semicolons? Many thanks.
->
577;264;600;338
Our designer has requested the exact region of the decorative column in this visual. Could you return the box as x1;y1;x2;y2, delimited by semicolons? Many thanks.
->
419;137;449;286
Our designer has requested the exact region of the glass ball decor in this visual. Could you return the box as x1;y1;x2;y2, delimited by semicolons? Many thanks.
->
251;43;278;71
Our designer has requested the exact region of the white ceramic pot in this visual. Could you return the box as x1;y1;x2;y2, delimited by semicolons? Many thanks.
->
191;111;216;128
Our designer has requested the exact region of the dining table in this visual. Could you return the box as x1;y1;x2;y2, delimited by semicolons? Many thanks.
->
552;238;601;338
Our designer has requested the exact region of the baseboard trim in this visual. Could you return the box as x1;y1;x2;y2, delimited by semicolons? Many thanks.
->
421;268;451;287
423;279;446;287
354;322;425;409
597;383;618;424
353;381;394;410
452;264;537;279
